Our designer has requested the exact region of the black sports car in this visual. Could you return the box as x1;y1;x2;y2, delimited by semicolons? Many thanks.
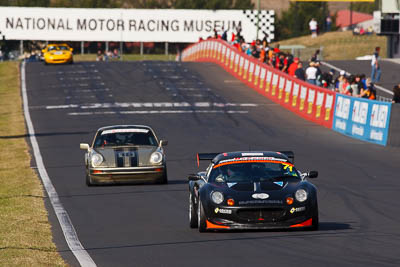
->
188;151;319;232
80;125;168;186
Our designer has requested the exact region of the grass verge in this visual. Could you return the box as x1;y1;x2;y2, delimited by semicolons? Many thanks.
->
74;53;176;62
0;62;66;266
274;31;387;60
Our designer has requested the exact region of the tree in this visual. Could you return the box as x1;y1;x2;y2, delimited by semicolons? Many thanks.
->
352;1;378;15
276;2;331;41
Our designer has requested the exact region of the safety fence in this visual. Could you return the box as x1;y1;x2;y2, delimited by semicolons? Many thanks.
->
180;39;395;146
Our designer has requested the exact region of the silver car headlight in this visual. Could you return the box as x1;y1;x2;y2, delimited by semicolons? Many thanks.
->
91;153;103;167
211;191;224;204
150;152;163;164
295;189;308;202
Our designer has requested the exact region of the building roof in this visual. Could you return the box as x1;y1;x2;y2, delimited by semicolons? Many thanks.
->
336;10;373;28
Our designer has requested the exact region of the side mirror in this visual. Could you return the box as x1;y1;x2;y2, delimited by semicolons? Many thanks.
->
70;47;73;52
160;140;168;147
80;143;89;150
188;174;200;181
41;49;46;53
307;171;318;178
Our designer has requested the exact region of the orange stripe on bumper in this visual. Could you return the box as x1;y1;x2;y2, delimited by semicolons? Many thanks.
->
290;218;312;228
206;220;230;229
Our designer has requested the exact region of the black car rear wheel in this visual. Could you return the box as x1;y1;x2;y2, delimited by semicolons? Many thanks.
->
189;192;198;228
198;199;207;232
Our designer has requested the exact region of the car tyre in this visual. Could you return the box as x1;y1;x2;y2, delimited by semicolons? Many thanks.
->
310;204;319;231
86;174;94;187
198;198;207;232
158;167;168;184
189;192;198;228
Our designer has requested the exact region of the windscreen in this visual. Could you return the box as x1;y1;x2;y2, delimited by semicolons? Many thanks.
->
209;159;299;183
93;128;157;147
58;46;69;50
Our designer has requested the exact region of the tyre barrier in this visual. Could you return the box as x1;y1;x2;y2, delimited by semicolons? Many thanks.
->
180;39;395;146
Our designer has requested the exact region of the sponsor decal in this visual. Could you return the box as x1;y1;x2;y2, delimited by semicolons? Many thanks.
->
284;80;292;103
352;101;368;125
271;74;278;96
102;128;149;135
290;207;306;214
370;129;383;141
117;151;136;157
299;86;307;111
316;92;324;118
239;200;283;205
274;181;284;187
370;104;389;128
227;182;237;188
252;193;269;199
335;95;351;120
292;83;299;107
241;152;264;156
335;119;347;131
352;124;364;136
214;207;232;214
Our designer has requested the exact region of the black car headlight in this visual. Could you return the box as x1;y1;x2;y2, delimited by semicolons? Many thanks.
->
295;189;308;202
91;153;103;167
211;191;224;204
150;152;163;164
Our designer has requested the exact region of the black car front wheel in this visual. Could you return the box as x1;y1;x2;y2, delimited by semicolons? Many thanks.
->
197;199;207;232
310;204;319;231
189;192;198;228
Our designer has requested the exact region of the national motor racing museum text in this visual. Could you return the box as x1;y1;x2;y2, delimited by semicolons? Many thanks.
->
5;17;242;32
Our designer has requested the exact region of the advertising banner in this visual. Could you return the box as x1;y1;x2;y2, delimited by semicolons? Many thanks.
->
0;7;275;42
332;94;392;146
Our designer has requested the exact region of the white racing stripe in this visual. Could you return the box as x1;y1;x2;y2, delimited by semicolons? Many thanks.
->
21;62;96;267
43;102;259;110
68;110;249;116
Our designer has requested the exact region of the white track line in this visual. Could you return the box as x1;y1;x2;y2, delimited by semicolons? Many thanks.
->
68;110;249;116
321;61;394;95
21;62;96;267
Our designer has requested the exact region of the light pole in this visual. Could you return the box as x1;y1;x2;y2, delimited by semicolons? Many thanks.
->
256;0;260;40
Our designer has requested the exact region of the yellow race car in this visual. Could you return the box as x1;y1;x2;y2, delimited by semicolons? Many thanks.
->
42;43;73;64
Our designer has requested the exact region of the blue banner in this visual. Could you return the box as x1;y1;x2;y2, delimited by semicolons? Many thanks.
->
332;94;392;146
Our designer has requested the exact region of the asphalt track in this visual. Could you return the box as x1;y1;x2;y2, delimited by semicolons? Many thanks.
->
25;61;400;267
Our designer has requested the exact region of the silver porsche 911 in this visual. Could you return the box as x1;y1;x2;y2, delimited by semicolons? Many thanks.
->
80;125;168;186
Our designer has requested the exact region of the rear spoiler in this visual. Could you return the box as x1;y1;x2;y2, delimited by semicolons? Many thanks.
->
279;151;294;163
197;153;220;167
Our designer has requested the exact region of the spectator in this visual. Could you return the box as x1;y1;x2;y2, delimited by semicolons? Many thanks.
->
0;48;3;62
326;16;332;32
306;62;318;85
371;47;381;84
309;18;318;38
221;28;228;41
335;70;346;92
96;50;103;61
340;76;352;95
288;57;299;76
392;84;400;103
311;49;321;62
321;69;334;89
251;45;259;58
314;61;322;86
295;62;306;81
360;78;376;100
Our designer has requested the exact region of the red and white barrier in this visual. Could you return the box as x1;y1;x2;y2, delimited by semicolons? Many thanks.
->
181;39;335;128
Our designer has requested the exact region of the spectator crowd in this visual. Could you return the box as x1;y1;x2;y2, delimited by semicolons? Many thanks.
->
205;27;379;101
